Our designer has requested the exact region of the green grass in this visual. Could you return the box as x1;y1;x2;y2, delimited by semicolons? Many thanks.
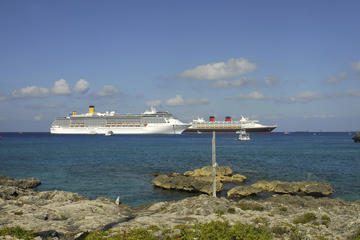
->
76;221;273;240
353;227;360;240
0;226;36;240
320;215;330;227
293;212;317;224
214;208;224;217
237;202;264;211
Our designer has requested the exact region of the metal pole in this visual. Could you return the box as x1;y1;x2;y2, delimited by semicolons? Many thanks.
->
212;131;217;197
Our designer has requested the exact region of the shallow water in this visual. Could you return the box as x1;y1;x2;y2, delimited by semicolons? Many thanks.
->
0;132;359;206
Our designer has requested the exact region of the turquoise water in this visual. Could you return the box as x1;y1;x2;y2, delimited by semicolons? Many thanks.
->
0;132;359;206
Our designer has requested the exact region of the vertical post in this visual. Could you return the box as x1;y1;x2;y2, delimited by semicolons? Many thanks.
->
212;131;217;197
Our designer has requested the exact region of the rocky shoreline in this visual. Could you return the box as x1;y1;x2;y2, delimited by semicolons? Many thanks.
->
1;174;360;239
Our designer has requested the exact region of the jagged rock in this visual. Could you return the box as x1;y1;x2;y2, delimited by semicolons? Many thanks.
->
299;181;335;196
219;174;247;183
153;174;222;194
0;175;41;189
0;185;35;200
352;133;360;143
251;180;335;196
227;186;262;198
184;166;233;177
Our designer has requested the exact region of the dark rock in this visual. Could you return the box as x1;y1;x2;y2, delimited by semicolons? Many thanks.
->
353;133;360;143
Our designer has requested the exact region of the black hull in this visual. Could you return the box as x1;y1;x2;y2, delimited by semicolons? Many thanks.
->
183;126;276;134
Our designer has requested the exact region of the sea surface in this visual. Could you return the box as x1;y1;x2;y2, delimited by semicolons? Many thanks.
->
0;132;359;206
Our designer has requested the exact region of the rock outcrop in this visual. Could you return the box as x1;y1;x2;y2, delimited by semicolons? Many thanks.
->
227;186;262;198
153;174;222;194
0;175;359;240
251;180;335;196
153;166;246;194
0;175;41;200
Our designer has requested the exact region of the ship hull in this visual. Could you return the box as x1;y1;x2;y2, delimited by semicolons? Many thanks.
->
50;124;190;135
183;126;276;134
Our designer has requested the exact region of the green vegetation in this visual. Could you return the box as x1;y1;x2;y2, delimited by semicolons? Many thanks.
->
252;217;269;225
227;207;236;214
353;227;360;240
271;225;288;236
279;206;288;212
237;201;264;211
214;208;224;217
288;226;305;240
76;221;273;240
293;212;317;224
320;215;331;227
61;214;68;220
0;226;35;240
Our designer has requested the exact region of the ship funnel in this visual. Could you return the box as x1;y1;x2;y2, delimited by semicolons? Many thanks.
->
225;116;232;122
72;111;77;116
89;105;95;114
209;116;215;122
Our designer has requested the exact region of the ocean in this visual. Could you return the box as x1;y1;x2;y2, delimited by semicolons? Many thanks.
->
0;132;359;206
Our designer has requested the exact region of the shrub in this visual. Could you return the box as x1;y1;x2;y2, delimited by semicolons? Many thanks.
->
237;202;264;211
279;206;287;212
0;226;35;240
227;207;236;214
321;215;330;227
214;209;225;217
271;225;288;236
293;212;317;224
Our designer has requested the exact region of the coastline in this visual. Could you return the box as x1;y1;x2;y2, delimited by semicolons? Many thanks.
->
1;175;360;239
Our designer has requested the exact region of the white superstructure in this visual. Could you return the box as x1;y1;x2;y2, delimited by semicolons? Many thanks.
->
50;106;190;135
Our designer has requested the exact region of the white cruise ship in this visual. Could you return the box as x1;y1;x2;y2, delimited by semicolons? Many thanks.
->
50;106;190;135
183;116;276;134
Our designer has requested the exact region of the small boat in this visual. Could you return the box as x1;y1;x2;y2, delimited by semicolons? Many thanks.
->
105;131;113;136
236;130;250;141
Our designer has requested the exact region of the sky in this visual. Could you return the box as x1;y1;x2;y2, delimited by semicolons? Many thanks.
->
0;0;360;132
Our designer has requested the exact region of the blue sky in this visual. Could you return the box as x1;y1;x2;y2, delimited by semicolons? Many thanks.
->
0;0;359;131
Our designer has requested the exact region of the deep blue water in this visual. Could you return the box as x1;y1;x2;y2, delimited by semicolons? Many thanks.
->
0;132;359;206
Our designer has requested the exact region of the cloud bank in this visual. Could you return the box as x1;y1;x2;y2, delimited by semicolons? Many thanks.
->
164;94;209;106
179;58;257;80
73;79;90;94
212;77;257;88
95;85;120;97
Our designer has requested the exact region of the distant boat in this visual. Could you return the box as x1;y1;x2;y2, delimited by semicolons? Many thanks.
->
284;131;289;135
236;130;250;141
105;131;113;136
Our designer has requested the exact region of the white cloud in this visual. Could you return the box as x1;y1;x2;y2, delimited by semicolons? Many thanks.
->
165;94;185;106
264;76;280;87
146;100;162;107
325;72;347;84
346;89;360;97
12;86;50;98
212;77;257;88
303;114;335;119
51;78;71;95
0;93;6;101
276;91;324;103
186;98;209;105
236;91;267;100
95;85;120;97
165;94;209;106
34;114;43;121
179;58;257;80
351;61;360;73
73;79;90;94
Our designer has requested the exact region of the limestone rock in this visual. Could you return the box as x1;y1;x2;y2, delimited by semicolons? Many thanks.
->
227;186;262;198
251;180;335;196
219;174;247;183
0;175;41;189
184;166;233;177
152;174;222;194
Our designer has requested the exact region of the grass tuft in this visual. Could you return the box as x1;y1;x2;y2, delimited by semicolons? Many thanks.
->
237;201;264;211
0;226;35;240
293;212;317;224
